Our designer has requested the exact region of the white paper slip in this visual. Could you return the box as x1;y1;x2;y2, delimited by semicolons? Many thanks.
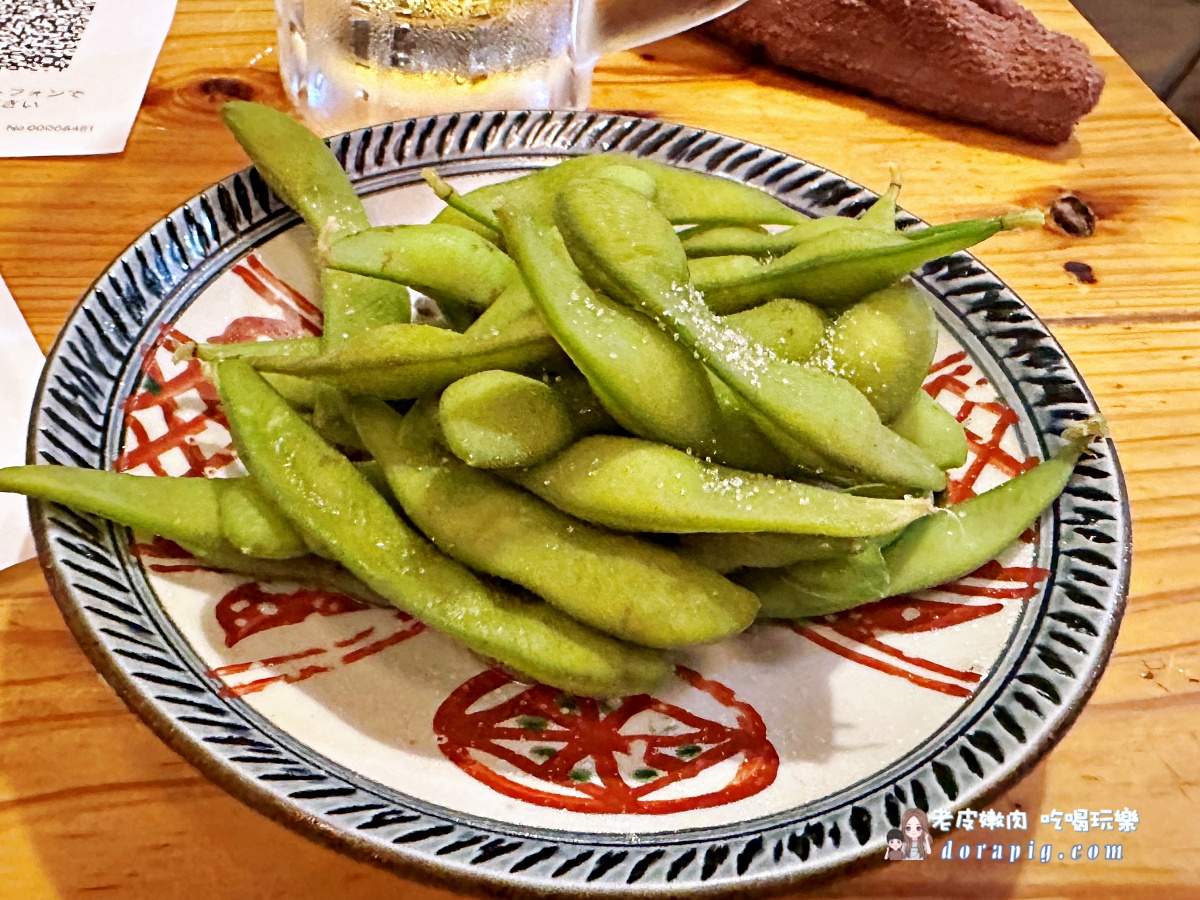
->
0;272;45;569
0;0;178;157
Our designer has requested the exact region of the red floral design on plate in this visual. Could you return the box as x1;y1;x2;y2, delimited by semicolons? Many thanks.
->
789;351;1051;697
433;666;778;814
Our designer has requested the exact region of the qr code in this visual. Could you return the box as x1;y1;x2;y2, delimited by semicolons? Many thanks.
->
0;0;98;72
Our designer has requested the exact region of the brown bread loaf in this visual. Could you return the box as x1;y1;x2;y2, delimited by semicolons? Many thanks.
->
708;0;1105;144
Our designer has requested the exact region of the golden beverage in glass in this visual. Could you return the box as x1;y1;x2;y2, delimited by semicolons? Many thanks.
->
276;0;749;133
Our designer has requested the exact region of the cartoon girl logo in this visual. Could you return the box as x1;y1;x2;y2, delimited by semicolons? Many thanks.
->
900;807;934;860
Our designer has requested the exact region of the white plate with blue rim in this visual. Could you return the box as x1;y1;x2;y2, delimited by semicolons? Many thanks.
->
29;111;1128;895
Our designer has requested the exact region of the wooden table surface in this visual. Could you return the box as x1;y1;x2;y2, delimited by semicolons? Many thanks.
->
2;1;1198;896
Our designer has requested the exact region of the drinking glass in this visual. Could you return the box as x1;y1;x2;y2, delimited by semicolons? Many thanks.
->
275;0;749;134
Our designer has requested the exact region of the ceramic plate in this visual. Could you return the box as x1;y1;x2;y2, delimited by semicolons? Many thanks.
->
29;111;1129;896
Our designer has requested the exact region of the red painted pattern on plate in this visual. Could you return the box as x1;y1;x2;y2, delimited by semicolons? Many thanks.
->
433;666;778;814
116;252;321;478
206;582;422;697
925;350;1039;504
215;582;371;647
788;353;1051;696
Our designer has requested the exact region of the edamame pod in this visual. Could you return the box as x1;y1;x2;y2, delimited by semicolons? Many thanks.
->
889;392;969;471
742;419;1104;616
677;532;865;574
196;337;323;364
882;419;1104;596
437;370;615;469
595;164;658;198
434;153;806;240
813;280;939;422
217;478;310;559
261;372;327;410
690;255;766;293
682;217;859;259
555;181;946;492
422;168;501;235
740;544;891;618
550;370;619;436
353;399;758;648
216;360;668;698
327;224;523;314
681;169;901;259
231;315;567;399
221;101;368;242
855;166;903;231
310;385;367;452
723;299;828;365
0;466;305;560
439;370;575;469
702;211;1044;314
509;436;933;537
196;547;390;607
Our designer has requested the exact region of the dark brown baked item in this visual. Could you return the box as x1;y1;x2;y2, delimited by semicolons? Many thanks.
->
707;0;1105;144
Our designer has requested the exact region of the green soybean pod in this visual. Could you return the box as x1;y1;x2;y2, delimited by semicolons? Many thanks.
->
434;153;807;239
353;398;758;648
723;299;828;365
260;373;326;410
681;169;902;260
422;168;502;235
509;435;933;537
676;532;865;574
740;544;892;618
0;465;306;561
701;211;1044;314
0;463;390;602
855;166;903;231
690;255;766;293
890;392;969;472
682;217;858;260
216;360;668;698
221;101;368;242
217;479;309;559
327;224;523;314
882;420;1104;596
550;370;620;436
813;280;939;422
741;419;1105;618
231;315;566;400
439;370;575;469
595;164;658;198
195;337;323;364
197;548;391;606
309;385;367;452
438;369;617;469
0;465;229;558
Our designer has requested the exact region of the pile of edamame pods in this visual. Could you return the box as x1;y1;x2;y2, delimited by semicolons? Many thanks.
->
0;102;1105;698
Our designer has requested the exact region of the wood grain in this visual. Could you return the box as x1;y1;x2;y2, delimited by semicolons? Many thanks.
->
1;0;1198;896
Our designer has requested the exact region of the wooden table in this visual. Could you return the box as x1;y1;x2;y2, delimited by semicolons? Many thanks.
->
1;1;1197;896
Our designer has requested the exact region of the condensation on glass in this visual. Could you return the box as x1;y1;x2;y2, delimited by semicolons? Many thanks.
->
275;0;749;133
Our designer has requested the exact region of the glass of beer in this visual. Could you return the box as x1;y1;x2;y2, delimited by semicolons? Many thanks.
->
275;0;750;134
